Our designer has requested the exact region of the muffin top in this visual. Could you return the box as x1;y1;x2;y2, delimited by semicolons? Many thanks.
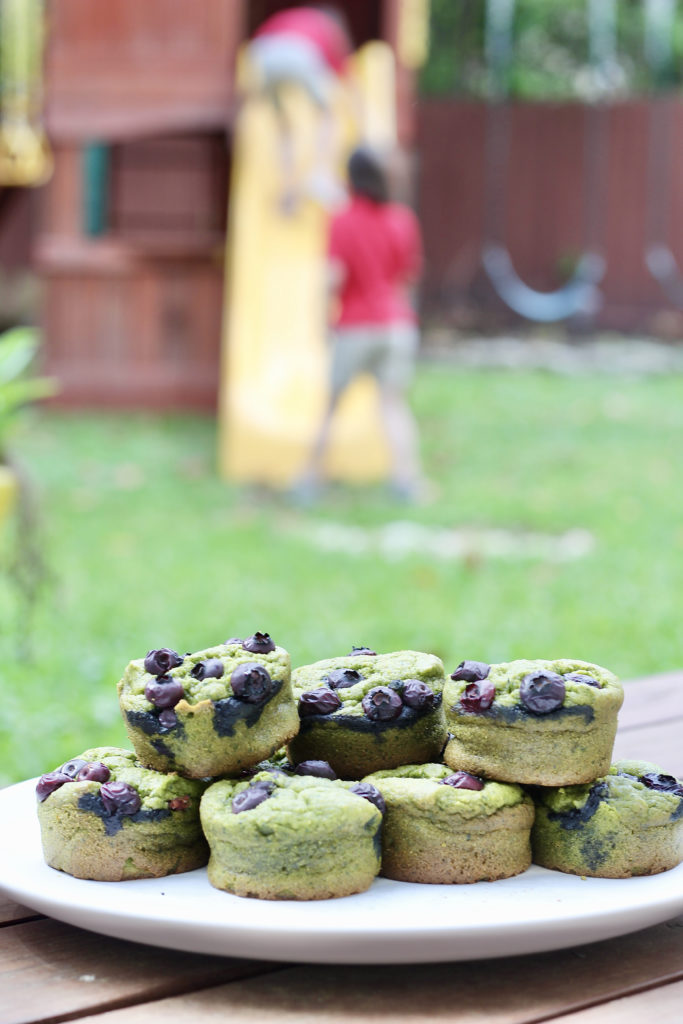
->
118;633;290;711
292;649;445;723
533;759;683;831
200;770;384;840
36;746;206;813
445;658;623;720
365;762;532;820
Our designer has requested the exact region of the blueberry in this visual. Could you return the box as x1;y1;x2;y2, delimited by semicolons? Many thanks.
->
100;781;141;816
191;659;224;681
325;668;363;690
168;796;191;811
224;637;243;645
230;663;273;704
640;772;683;795
299;687;342;716
77;762;111;783
349;782;386;814
460;680;496;713
59;759;88;778
232;781;274;814
158;708;178;729
294;760;337;780
242;632;275;654
441;771;485;791
450;661;490;683
145;675;184;709
565;672;602;688
349;646;377;656
362;686;403;722
36;771;73;802
144;648;184;675
519;671;566;714
402;679;437;711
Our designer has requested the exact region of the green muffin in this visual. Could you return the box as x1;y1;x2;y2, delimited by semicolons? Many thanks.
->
117;633;299;778
365;763;534;883
443;658;623;786
200;769;384;900
531;759;683;878
36;747;208;881
288;649;447;778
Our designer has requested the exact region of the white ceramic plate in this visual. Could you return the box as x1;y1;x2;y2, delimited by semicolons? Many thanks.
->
2;778;682;964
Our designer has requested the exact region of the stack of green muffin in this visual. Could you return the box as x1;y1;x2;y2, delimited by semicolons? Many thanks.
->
441;657;682;879
35;639;683;898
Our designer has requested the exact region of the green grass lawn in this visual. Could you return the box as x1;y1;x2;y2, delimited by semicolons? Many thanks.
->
1;362;682;785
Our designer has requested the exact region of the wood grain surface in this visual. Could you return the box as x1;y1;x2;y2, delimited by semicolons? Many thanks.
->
12;916;676;1024
0;915;279;1024
551;978;683;1023
613;675;683;773
0;896;40;926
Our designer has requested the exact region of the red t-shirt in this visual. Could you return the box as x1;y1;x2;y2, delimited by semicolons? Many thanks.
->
328;196;422;326
254;7;350;75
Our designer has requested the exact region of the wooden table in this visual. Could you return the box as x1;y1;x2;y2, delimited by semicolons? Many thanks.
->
2;672;682;1024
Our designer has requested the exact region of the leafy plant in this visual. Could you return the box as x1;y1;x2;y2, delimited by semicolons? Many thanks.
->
0;327;56;653
0;327;57;461
420;0;683;99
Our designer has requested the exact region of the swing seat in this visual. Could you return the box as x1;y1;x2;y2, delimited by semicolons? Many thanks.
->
645;244;683;308
483;244;604;322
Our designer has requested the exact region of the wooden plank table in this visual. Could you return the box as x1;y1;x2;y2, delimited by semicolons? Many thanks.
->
2;672;682;1024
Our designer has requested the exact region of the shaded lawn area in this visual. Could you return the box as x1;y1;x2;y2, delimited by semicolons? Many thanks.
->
1;362;682;785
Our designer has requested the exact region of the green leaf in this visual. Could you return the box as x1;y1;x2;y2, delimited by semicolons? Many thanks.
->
0;328;40;386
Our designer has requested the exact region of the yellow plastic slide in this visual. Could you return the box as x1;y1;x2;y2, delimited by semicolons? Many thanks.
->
218;42;397;488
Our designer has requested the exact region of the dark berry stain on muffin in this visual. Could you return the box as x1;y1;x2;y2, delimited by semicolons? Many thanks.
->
547;781;609;830
579;831;618;872
212;677;283;737
126;709;186;739
297;699;440;735
458;702;595;725
78;792;171;836
151;738;177;761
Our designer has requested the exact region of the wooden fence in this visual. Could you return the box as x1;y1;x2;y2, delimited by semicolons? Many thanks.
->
416;99;683;333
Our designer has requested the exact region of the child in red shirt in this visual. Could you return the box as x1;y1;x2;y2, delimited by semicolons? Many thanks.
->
299;147;426;500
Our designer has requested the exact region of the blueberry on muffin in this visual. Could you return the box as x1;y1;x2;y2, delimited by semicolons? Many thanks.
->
117;633;299;778
288;649;447;778
36;747;209;880
443;658;623;786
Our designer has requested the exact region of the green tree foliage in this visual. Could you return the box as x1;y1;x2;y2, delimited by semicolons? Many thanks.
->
420;0;683;99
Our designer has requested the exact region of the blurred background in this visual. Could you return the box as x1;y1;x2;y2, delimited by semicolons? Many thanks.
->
1;0;683;785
